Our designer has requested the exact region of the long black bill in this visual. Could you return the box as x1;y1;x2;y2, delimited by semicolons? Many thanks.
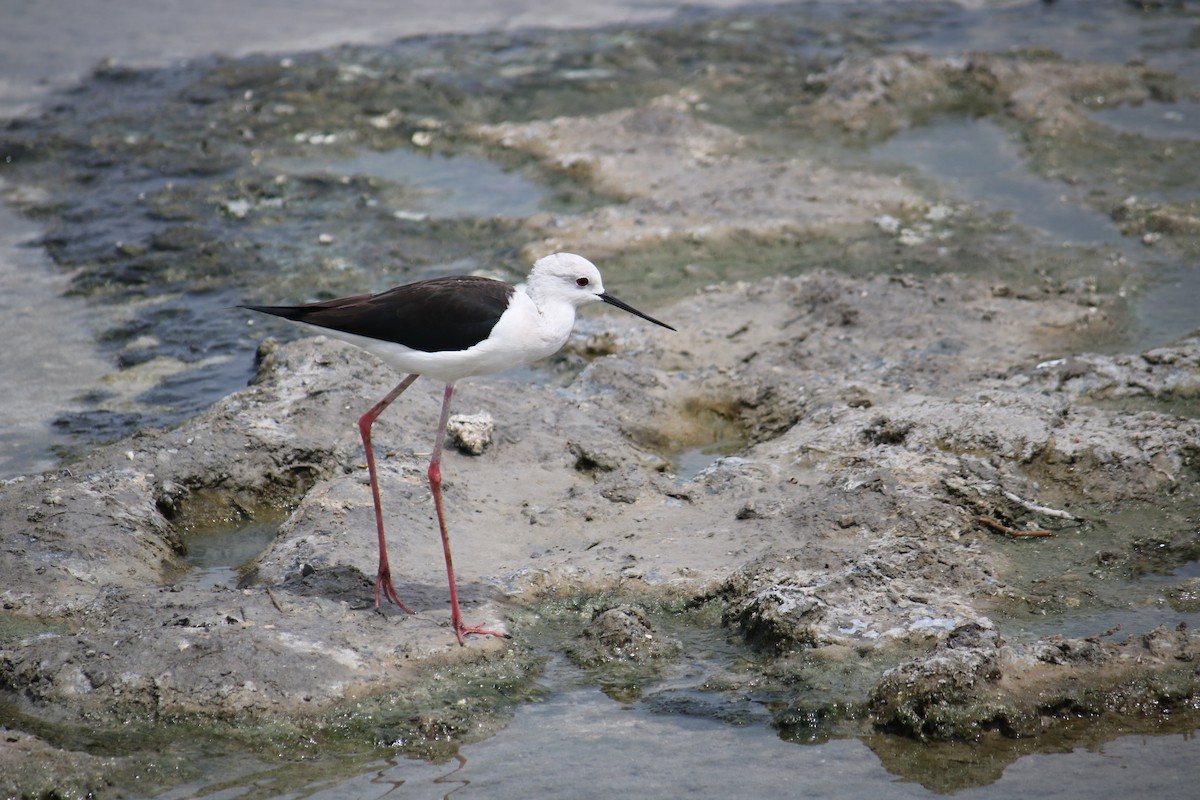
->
600;293;677;331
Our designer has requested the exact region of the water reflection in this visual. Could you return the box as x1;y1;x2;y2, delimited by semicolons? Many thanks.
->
181;519;280;589
212;687;1198;799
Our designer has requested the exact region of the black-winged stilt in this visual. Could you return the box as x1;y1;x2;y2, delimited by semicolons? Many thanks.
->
243;252;675;643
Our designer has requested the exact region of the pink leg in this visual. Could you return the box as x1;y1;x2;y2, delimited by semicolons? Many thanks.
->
359;373;420;612
429;383;508;645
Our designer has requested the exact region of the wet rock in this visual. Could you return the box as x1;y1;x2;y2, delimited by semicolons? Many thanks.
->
722;571;827;653
0;728;122;800
943;621;1002;651
805;51;960;137
871;623;1200;741
1141;624;1196;663
1168;579;1200;613
277;562;375;604
1029;634;1113;667
1027;335;1200;405
870;634;1006;741
564;605;681;667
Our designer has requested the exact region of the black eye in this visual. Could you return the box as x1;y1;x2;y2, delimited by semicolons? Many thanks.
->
576;277;589;287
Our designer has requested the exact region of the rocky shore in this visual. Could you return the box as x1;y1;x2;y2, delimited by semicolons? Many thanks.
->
2;3;1198;796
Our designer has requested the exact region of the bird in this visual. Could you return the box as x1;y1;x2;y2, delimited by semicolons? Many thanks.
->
242;252;675;644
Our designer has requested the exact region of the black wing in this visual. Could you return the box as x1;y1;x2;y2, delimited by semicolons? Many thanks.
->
243;276;514;353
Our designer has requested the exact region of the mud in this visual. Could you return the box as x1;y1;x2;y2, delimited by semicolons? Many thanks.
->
3;1;1200;797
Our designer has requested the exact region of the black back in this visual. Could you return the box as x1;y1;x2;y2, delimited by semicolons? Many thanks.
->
243;276;514;353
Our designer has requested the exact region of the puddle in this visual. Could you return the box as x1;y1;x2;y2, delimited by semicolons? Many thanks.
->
181;520;279;589
869;117;1127;249
1014;603;1200;642
1089;99;1200;144
1162;557;1200;581
320;687;877;800
1130;259;1200;352
666;404;748;481
271;148;552;219
993;498;1200;640
0;612;70;645
670;440;746;481
868;114;1200;350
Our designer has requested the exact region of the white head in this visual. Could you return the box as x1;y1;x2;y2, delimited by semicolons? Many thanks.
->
527;252;607;308
526;252;675;330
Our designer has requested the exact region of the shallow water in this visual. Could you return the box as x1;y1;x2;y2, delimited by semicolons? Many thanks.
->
0;194;107;476
182;521;280;590
1091;99;1200;143
152;652;1200;800
179;695;1196;800
868;115;1200;350
269;149;553;220
870;117;1128;249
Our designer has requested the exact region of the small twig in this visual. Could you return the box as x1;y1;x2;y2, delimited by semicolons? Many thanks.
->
975;516;1056;539
1000;489;1079;521
266;586;287;613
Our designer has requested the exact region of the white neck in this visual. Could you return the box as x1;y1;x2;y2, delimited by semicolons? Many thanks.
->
521;281;578;344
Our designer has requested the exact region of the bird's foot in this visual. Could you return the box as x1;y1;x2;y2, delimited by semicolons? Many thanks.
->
453;621;510;646
375;569;415;614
